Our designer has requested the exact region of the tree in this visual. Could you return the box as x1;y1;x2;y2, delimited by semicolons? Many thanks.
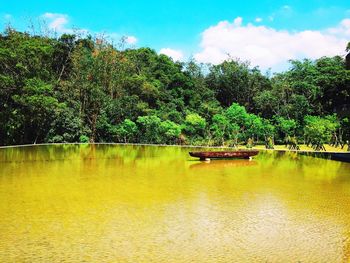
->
304;115;339;151
262;119;275;149
315;56;350;114
69;38;117;142
183;113;206;143
116;119;138;143
210;114;239;146
206;59;270;109
210;114;230;146
225;103;248;127
46;105;85;143
274;116;297;143
245;114;264;143
1;27;349;149
159;120;181;144
12;78;62;144
136;115;162;144
53;34;77;82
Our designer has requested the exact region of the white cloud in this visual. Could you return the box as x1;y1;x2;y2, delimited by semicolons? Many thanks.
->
194;17;350;71
42;13;71;33
327;18;350;36
40;12;89;36
159;48;184;61
125;35;137;44
39;13;138;47
233;17;243;27
255;17;262;23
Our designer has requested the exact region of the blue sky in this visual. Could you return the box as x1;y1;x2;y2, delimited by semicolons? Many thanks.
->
1;0;350;71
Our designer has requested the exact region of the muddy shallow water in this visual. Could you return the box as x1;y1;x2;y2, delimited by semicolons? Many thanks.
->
1;144;350;262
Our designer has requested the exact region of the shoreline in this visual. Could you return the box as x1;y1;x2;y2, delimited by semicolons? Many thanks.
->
0;142;349;154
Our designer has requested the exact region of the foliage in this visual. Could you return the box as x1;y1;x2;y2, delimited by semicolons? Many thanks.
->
274;116;297;143
304;115;339;151
210;114;239;146
79;135;89;143
116;119;138;143
159;120;181;144
225;103;248;127
0;28;349;149
183;113;206;141
206;60;270;110
47;105;84;143
136;115;162;144
12;78;62;143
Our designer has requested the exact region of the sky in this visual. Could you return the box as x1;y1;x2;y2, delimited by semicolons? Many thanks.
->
1;0;350;72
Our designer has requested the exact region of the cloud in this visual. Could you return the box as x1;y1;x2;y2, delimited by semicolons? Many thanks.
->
42;13;71;33
41;12;88;35
125;35;137;44
41;13;137;46
233;17;243;27
327;18;350;37
255;17;262;23
159;48;184;61
194;17;350;71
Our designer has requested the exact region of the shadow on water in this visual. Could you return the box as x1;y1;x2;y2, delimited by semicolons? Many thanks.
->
189;159;258;170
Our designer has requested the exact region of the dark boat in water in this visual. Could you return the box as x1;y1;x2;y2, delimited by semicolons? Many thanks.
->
189;150;259;160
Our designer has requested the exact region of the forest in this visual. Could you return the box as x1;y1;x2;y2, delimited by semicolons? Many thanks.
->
0;27;350;149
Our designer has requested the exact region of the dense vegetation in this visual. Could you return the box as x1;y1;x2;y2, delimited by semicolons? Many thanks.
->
1;28;349;150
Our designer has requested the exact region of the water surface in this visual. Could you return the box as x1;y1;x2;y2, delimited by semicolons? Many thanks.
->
1;145;350;262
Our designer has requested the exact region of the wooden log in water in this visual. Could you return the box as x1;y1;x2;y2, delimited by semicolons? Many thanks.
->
189;150;259;160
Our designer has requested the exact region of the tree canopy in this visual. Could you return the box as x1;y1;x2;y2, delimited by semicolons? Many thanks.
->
0;28;349;149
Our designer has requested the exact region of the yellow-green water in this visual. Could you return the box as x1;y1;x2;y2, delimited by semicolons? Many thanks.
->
1;145;350;262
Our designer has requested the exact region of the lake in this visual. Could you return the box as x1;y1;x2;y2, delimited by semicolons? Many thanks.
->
1;144;350;262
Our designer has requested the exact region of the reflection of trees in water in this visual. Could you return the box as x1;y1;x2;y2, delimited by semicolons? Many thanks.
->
1;145;348;184
0;144;86;162
252;150;348;182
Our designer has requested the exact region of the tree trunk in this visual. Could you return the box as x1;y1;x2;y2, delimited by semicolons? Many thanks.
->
90;114;98;143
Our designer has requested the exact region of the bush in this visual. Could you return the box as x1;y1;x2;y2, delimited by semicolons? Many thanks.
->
79;135;89;143
116;119;138;143
304;115;339;150
136;115;162;144
183;113;206;143
159;120;181;144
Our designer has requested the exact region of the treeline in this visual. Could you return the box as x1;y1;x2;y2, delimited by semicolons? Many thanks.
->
0;28;350;149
